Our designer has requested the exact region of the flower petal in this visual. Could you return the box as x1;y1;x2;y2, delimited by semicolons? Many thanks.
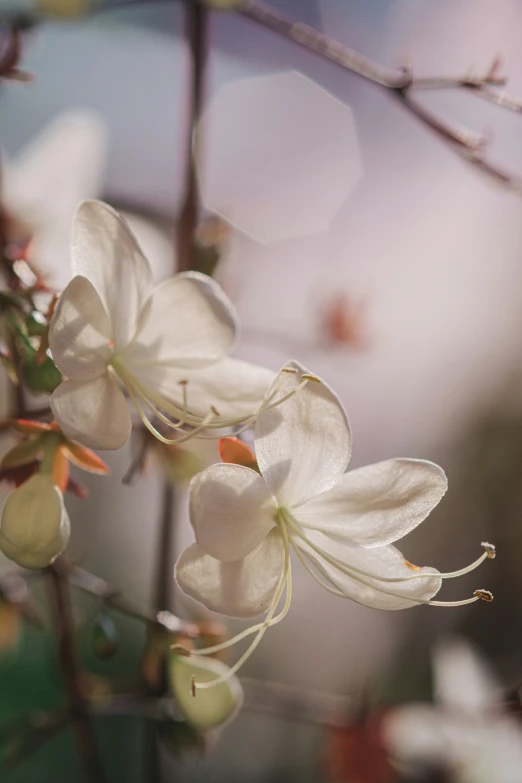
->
51;374;131;450
0;474;70;569
128;356;275;420
175;530;285;618
298;531;441;610
124;272;237;371
189;463;276;561
49;275;112;380
296;459;447;548
169;653;243;730
71;200;153;349
433;638;502;715
255;362;351;507
384;706;451;770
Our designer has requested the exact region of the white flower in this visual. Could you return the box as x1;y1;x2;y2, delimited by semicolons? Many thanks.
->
175;362;493;691
384;639;522;783
48;200;276;450
0;474;70;569
2;110;107;291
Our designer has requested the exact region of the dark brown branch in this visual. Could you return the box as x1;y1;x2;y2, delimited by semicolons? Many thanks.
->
47;566;107;783
176;0;208;272
61;561;199;638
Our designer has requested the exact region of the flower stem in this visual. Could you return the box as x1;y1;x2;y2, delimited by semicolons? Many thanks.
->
176;0;208;273
47;565;107;783
154;481;177;613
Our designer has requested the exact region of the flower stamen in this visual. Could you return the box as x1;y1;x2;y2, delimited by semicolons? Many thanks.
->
282;511;493;608
112;362;314;444
178;518;293;693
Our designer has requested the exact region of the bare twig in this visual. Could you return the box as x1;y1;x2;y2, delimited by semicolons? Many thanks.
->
60;561;200;638
176;0;208;272
236;0;522;187
47;566;107;783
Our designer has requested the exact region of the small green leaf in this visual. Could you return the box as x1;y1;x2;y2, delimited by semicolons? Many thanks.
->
22;356;61;393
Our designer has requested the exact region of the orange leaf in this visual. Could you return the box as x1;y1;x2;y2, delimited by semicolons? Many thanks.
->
62;441;110;475
218;437;258;470
53;447;70;492
12;419;57;434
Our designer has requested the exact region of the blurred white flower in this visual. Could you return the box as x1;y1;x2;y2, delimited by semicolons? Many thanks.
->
175;363;493;691
384;638;522;783
0;473;70;569
197;70;362;243
2;110;107;291
49;200;275;450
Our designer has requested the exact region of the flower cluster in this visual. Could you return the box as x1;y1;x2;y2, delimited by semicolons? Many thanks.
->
0;199;494;706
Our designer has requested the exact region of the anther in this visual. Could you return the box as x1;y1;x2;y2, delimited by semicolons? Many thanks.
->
178;379;188;386
281;367;298;374
474;589;494;602
404;559;421;571
191;675;197;697
211;405;220;416
300;374;321;383
481;542;496;559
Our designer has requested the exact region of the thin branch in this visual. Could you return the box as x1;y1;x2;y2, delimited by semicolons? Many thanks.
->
237;0;522;188
176;0;208;272
47;566;107;783
60;561;200;637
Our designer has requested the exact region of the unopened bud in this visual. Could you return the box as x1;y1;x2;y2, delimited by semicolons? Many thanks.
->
0;474;70;569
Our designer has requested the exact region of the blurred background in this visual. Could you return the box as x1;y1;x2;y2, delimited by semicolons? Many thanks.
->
1;0;522;780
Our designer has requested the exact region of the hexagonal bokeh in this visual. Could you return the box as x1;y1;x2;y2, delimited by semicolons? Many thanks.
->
196;70;362;244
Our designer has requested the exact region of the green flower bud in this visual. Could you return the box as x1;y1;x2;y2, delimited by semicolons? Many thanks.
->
168;653;243;731
0;474;70;569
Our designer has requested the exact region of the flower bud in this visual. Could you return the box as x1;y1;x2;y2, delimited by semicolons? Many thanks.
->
0;474;70;569
169;653;243;731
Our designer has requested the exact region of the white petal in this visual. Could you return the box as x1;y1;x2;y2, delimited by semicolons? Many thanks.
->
175;531;285;618
169;654;243;730
124;271;237;371
0;475;70;569
255;361;351;507
127;356;275;420
189;463;276;561
51;374;131;450
49;275;112;380
296;459;447;548
4;110;107;291
72;200;153;349
384;706;450;770
433;638;502;715
298;531;441;610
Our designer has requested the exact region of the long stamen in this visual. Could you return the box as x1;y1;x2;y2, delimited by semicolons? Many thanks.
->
182;522;292;693
285;512;493;584
114;361;312;435
282;511;492;608
129;383;217;445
